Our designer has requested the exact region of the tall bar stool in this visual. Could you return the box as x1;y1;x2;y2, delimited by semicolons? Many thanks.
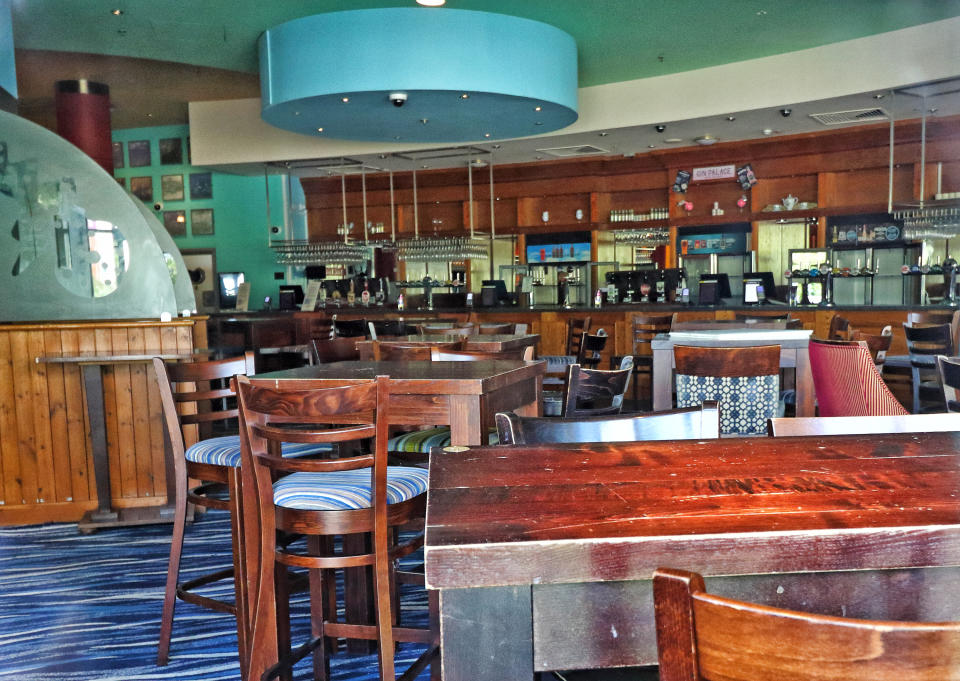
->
613;313;673;409
673;345;781;435
153;354;331;674
236;376;436;681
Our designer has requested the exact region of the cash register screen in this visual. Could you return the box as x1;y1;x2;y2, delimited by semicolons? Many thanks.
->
743;279;764;304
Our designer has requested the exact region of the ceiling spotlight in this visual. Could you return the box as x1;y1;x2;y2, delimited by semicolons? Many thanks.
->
726;116;736;121
111;8;123;15
648;144;656;148
492;144;502;149
341;97;349;103
416;0;446;5
873;93;886;100
780;108;792;117
762;128;774;135
316;127;324;132
460;93;469;99
534;105;542;112
598;132;609;137
655;124;666;133
665;137;683;143
420;118;429;124
484;133;491;138
695;135;717;145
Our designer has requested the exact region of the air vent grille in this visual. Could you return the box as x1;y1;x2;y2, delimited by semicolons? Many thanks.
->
536;144;610;157
809;108;888;125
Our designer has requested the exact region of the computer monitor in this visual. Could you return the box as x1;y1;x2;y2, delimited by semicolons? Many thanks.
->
218;272;245;309
480;279;510;306
698;273;731;302
278;285;304;310
698;280;720;306
742;271;777;303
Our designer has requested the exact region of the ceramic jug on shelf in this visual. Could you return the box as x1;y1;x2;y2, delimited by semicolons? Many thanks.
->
781;194;799;210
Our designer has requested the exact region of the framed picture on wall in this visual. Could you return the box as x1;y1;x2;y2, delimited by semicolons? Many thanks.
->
128;140;151;167
180;248;218;312
191;208;214;235
159;137;183;165
161;174;184;201
130;176;153;202
112;141;124;168
163;210;186;236
189;172;213;199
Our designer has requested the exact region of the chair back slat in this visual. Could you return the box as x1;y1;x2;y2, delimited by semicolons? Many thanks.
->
431;346;534;361
904;322;953;358
565;317;592;356
937;355;960;412
561;357;633;417
496;402;719;444
674;344;780;378
654;567;960;681
312;336;361;363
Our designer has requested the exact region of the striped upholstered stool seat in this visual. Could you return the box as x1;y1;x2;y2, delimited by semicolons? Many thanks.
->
185;435;332;467
387;426;499;453
273;468;430;511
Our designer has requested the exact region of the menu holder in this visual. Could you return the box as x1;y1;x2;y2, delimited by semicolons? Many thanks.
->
301;280;322;311
235;282;251;312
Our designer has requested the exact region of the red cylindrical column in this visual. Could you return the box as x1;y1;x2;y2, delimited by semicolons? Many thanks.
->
55;79;113;174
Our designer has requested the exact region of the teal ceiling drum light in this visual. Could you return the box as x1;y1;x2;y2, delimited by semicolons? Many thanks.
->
258;8;578;143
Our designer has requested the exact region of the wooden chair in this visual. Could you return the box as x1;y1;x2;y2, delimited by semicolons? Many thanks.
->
908;309;960;353
903;322;952;413
542;316;592;378
768;411;960;436
615;313;674;408
849;324;892;369
477;322;515;334
236;375;436;681
576;330;608;369
827;313;852;339
153;353;330;671
674;345;781;435
369;338;463;360
808;338;908;417
653;567;960;681
496;402;719;444
431;346;535;361
937;354;960;412
557;356;634;417
311;336;360;363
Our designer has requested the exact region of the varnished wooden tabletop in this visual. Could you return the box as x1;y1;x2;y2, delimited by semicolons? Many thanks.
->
253;359;545;394
425;432;960;589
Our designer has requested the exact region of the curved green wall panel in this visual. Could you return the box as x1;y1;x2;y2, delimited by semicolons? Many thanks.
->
0;111;179;321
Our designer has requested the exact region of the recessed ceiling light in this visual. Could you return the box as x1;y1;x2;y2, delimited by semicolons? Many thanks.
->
695;135;717;145
420;118;429;124
421;165;429;169
293;111;301;116
534;105;542;112
492;144;501;149
484;133;491;138
598;132;609;137
648;144;656;148
111;8;123;15
317;127;324;132
762;128;774;135
341;97;349;103
416;0;446;5
726;116;736;121
873;93;886;99
460;93;469;99
665;137;683;143
535;121;543;126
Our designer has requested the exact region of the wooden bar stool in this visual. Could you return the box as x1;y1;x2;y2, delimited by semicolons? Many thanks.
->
236;376;437;681
153;354;331;675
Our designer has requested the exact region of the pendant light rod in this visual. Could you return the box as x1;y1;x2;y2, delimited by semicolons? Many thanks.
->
887;90;895;215
412;162;419;239
467;159;475;239
489;152;496;279
919;97;927;210
264;165;272;247
389;170;396;243
361;165;369;243
340;163;348;244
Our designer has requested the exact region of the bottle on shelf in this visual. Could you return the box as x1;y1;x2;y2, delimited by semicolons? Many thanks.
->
397;292;405;311
594;288;603;308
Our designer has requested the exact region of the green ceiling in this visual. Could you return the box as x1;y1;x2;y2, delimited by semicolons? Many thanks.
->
12;0;960;86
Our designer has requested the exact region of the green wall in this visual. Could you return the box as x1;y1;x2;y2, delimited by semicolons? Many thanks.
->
111;124;286;306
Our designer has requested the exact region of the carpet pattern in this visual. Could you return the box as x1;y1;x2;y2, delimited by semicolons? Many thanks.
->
0;514;431;680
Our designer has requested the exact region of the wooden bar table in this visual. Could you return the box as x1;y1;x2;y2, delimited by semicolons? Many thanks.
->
356;333;540;356
35;350;193;532
425;433;960;680
242;359;546;680
651;328;814;416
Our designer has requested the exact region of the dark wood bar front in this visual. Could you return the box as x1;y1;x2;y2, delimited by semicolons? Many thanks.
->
425;433;960;679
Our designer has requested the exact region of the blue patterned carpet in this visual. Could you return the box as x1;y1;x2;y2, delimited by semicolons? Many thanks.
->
0;514;431;680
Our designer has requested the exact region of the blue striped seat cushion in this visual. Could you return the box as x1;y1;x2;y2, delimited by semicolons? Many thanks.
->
273;467;430;510
184;435;332;467
387;426;499;453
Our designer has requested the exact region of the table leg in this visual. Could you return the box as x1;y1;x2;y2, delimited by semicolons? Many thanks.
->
795;346;815;417
439;586;534;681
449;395;483;446
81;364;118;523
652;348;672;412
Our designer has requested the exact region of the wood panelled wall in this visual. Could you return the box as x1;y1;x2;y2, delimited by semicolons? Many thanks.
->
300;116;960;262
0;319;203;525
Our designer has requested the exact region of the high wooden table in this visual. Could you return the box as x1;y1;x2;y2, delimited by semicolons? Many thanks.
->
425;433;960;680
242;359;546;680
651;328;814;416
35;350;193;532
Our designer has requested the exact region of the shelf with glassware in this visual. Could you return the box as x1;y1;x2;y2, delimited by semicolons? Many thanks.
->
500;261;619;308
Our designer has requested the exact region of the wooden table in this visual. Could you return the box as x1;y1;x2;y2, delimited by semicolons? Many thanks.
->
651;328;814;417
425;433;960;680
35;350;193;532
357;333;539;355
242;359;546;680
